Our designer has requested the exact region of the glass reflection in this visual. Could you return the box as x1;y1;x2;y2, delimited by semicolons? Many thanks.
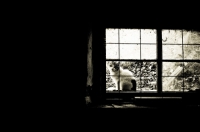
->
184;45;200;60
183;30;200;44
183;62;200;76
163;77;183;92
163;62;183;76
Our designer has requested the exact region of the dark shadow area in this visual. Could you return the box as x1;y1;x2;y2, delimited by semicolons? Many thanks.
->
34;10;200;119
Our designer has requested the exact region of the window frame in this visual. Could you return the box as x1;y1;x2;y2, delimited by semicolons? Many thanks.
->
94;27;200;100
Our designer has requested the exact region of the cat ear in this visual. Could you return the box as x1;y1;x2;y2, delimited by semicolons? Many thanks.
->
106;61;111;65
115;61;119;65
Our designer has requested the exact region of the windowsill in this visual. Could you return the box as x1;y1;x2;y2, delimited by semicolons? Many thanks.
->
106;89;200;93
106;90;157;93
86;103;200;109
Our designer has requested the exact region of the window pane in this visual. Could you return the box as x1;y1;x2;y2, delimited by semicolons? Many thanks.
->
163;45;183;59
163;77;183;92
141;29;157;43
106;29;118;43
139;64;157;91
106;75;118;91
119;29;140;43
106;61;157;92
183;62;200;92
162;62;183;76
141;44;156;59
162;30;182;44
121;61;157;91
120;44;140;59
184;77;200;92
162;62;200;92
184;62;200;76
106;44;119;59
184;45;200;60
183;30;190;44
183;30;200;44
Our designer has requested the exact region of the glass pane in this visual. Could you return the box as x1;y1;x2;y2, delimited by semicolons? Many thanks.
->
119;29;140;43
183;30;200;44
183;30;190;44
163;45;183;59
184;62;200;76
162;30;182;44
141;44;156;59
136;80;156;92
184;45;200;60
106;61;157;92
182;62;200;92
163;77;184;92
120;61;157;91
106;75;118;91
120;44;140;59
184;76;200;92
141;29;157;43
106;44;119;59
144;62;157;91
163;62;184;76
106;29;118;43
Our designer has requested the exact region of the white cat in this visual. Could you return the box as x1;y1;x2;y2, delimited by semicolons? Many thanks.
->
106;61;136;91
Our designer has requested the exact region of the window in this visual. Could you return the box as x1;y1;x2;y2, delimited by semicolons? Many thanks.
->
162;29;200;92
105;28;200;94
106;29;157;93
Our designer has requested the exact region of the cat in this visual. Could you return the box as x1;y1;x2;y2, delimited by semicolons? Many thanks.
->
106;61;136;91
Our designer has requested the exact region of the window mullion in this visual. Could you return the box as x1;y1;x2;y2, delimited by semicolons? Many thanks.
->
157;28;162;93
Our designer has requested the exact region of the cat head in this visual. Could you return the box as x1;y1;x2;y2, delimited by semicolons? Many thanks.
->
106;61;120;72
